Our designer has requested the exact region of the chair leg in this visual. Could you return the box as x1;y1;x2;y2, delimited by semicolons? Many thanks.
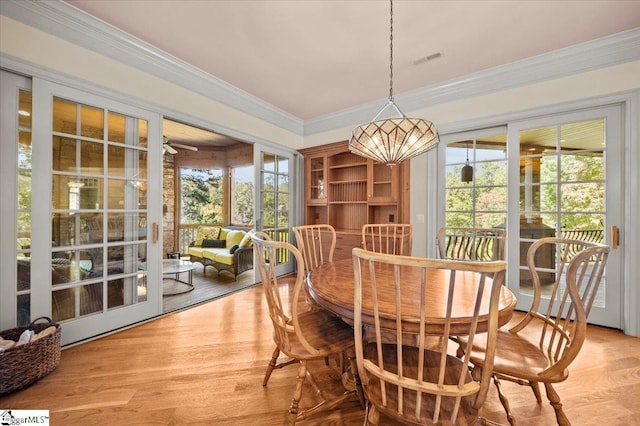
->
493;375;516;426
263;347;280;386
263;346;297;386
344;349;366;408
294;364;357;423
366;404;380;425
363;403;369;426
529;380;542;403
544;382;570;426
304;368;325;399
288;360;307;424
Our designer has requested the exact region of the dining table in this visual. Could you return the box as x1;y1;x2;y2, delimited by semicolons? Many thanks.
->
307;257;517;336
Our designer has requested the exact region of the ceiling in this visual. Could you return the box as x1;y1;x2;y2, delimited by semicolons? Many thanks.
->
61;1;640;149
163;118;238;150
65;0;640;121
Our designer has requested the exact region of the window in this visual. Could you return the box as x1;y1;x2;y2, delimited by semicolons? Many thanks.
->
17;88;33;326
179;168;224;225
444;132;507;228
230;165;254;226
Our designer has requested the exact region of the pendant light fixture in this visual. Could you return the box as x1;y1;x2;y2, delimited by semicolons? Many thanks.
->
461;142;473;183
349;0;439;166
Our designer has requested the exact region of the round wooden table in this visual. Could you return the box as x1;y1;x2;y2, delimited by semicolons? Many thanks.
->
308;257;517;335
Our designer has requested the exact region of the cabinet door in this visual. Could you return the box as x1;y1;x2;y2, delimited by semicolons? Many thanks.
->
368;160;399;203
306;154;327;204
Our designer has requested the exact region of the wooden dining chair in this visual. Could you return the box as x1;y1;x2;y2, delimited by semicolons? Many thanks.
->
293;224;336;279
252;235;358;424
352;248;506;425
252;232;305;389
436;226;506;261
457;237;610;426
361;223;413;256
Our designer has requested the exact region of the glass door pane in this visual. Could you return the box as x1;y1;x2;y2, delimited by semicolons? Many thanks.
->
508;105;622;329
30;78;161;345
255;147;294;276
0;71;33;328
443;131;508;228
517;120;605;290
50;97;149;322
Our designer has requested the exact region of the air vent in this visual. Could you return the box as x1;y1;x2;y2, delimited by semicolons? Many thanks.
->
413;52;443;65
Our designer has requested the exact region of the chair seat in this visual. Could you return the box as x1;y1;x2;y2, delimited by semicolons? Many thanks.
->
283;309;354;360
456;239;609;426
363;343;480;425
458;326;568;383
253;234;359;423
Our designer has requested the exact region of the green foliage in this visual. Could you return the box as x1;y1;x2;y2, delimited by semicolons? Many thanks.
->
232;181;254;225
260;166;289;233
180;168;223;224
231;166;254;225
540;153;604;230
445;160;507;228
17;146;33;236
445;149;604;232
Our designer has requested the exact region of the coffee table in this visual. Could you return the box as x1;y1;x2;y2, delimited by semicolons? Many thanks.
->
140;259;198;296
162;259;198;295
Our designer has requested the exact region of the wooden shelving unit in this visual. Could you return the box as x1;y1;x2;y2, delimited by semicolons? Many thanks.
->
299;140;409;259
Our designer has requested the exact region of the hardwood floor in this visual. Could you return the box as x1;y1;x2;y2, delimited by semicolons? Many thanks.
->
2;279;639;425
162;263;256;314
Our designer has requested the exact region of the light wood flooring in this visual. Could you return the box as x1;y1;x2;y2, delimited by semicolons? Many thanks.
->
162;263;256;314
2;278;639;425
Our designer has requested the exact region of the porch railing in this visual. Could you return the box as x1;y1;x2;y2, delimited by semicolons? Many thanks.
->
560;229;604;244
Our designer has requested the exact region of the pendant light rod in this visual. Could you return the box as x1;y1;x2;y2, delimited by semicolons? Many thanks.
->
389;0;394;102
348;0;439;166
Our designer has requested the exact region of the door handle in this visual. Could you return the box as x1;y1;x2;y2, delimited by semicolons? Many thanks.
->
611;225;619;249
152;222;159;244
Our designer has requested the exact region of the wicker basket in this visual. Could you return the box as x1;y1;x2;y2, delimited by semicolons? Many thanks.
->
0;316;61;395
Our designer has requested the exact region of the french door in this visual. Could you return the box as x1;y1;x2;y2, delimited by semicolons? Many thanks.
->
506;105;622;328
440;104;623;329
0;72;162;345
254;145;295;276
0;71;32;329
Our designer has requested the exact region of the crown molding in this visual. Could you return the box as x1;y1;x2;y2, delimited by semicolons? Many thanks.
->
305;27;640;135
1;0;304;135
2;1;639;138
0;52;297;153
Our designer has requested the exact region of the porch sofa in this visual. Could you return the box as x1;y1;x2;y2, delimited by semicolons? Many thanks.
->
187;226;254;280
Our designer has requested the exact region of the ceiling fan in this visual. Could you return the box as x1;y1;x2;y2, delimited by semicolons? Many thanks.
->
163;135;198;155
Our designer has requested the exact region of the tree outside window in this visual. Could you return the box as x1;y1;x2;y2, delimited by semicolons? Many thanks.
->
444;124;605;232
445;136;507;228
231;165;254;225
180;168;223;224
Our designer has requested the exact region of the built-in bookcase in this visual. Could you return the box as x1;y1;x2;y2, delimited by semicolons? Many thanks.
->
299;141;409;259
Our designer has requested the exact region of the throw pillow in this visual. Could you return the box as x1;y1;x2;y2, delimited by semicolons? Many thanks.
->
229;244;240;254
202;239;225;248
225;230;245;248
239;229;255;247
194;226;221;247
